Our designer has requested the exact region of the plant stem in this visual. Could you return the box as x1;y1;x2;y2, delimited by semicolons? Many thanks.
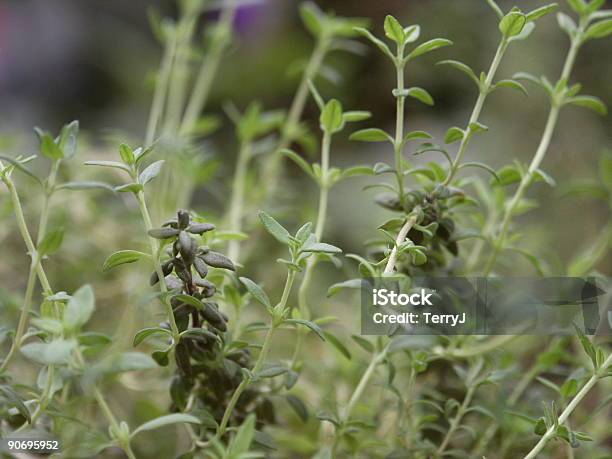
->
165;6;200;135
180;3;237;135
384;213;418;274
135;190;180;339
145;25;179;146
0;255;38;373
0;171;53;295
482;24;584;276
1;167;132;457
37;160;60;245
260;36;330;199
443;39;508;185
227;141;252;263
332;347;388;453
436;385;476;456
523;352;612;459
297;131;331;315
393;46;407;206
208;270;296;443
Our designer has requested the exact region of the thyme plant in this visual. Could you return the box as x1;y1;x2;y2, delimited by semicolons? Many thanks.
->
0;1;610;458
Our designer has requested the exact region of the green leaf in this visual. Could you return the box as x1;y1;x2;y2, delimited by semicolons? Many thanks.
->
281;149;315;180
37;131;63;160
526;4;558;21
534;417;547;435
494;79;528;96
573;324;597;368
239;277;271;309
532;168;556;187
342;111;372;122
300;2;322;37
323;332;352;360
327;278;362;297
320;99;344;134
228;414;256;456
437;59;480;88
406;38;453;60
119;144;135;165
468;122;489;134
403;25;421;43
96;352;157;374
139;160;165;185
567;0;588;15
133;327;172;347
56;120;79;159
285;394;309;422
21;339;76;364
340;165;374;179
257;363;288;379
384;15;405;44
56;181;114;192
0;385;31;423
64;284;95;330
349;128;393;142
132;414;202;437
406;87;434;106
557;12;577;36
172;294;205;311
354;27;395;61
584;19;612;39
560;379;578;398
301;241;342;254
351;335;374;353
406;38;453;61
38;228;64;256
499;11;527;37
494;164;522;186
0;155;43;185
403;130;433;142
444;127;465;144
565;95;607;115
258;211;291;244
84;160;131;173
458;162;499;181
114;183;143;193
103;250;148;272
285;319;325;341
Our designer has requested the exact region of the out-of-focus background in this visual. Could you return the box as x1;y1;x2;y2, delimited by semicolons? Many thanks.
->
1;0;610;269
0;1;610;456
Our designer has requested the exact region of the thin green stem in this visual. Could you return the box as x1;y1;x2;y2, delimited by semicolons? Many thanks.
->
260;36;330;199
145;26;179;146
443;39;508;185
165;8;200;135
180;3;237;135
135;190;180;338
37;160;60;245
523;352;612;459
1;167;131;456
482;24;584;276
394;48;407;206
0;255;38;373
227;141;251;262
332;347;388;454
207;270;296;443
436;385;476;456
